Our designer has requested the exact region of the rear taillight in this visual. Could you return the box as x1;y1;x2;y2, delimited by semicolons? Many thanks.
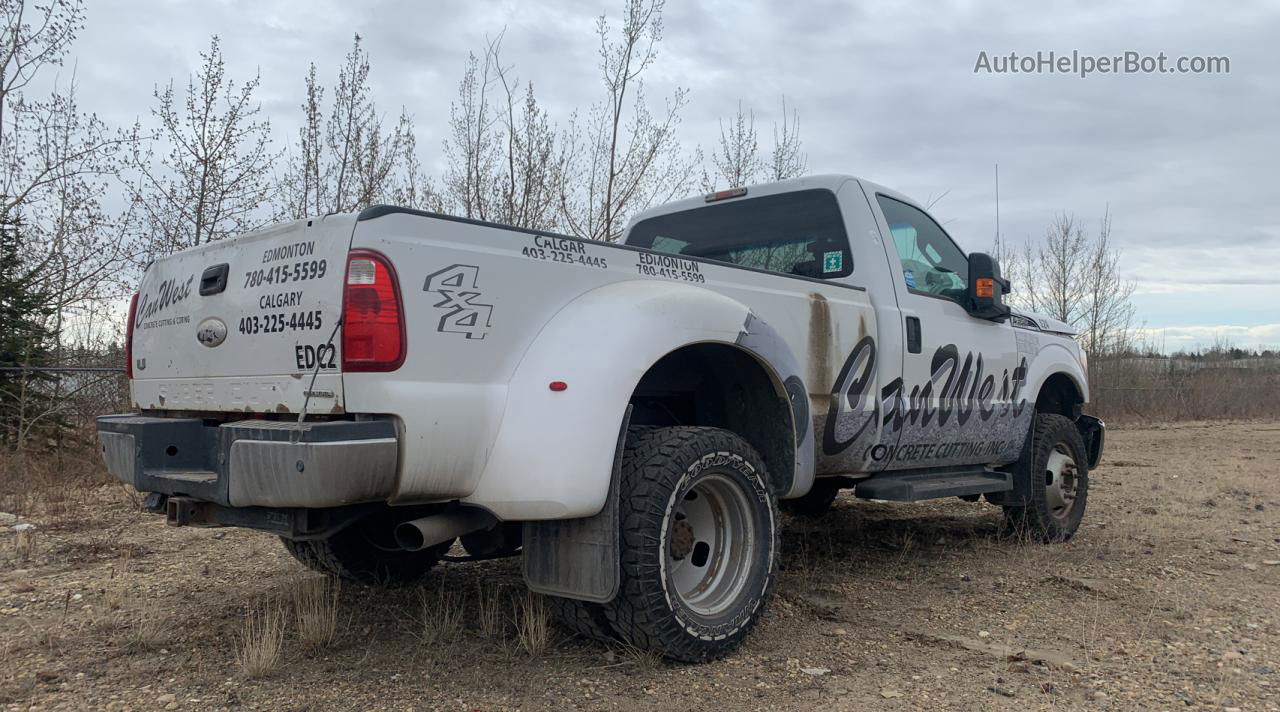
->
125;292;139;378
342;249;405;372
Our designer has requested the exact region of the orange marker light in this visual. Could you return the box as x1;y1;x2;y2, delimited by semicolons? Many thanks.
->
976;278;994;298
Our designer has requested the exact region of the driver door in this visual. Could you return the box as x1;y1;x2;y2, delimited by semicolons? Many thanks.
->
868;192;1026;471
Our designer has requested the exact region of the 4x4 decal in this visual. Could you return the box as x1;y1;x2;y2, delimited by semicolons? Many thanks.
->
423;264;493;340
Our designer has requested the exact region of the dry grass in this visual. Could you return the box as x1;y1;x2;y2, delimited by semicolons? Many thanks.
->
1092;358;1280;423
615;640;665;670
513;592;551;657
417;586;464;648
292;576;340;654
236;599;285;678
11;528;35;564
117;605;165;652
476;582;506;639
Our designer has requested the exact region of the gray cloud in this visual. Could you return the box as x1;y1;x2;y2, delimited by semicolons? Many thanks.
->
56;0;1280;348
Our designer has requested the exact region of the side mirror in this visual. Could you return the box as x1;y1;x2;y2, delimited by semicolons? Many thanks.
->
966;252;1011;321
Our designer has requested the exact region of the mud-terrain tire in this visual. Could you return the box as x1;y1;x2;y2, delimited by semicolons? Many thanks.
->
547;596;617;643
1003;413;1090;542
779;480;840;516
603;426;778;663
281;518;449;586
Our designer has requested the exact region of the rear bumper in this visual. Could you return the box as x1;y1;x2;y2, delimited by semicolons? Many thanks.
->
1076;415;1105;469
96;414;399;508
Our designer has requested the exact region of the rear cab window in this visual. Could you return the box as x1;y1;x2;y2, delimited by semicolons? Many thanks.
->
627;189;854;279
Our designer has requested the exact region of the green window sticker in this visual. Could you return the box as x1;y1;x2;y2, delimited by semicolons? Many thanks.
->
823;251;843;273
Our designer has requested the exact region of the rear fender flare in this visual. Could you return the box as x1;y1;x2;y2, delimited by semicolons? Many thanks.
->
464;279;814;520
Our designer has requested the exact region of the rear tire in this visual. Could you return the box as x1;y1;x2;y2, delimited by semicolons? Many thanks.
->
281;517;449;586
547;596;617;643
603;426;778;663
1003;413;1090;542
779;480;840;516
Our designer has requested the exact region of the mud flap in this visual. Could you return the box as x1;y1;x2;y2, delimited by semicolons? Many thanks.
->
521;407;630;603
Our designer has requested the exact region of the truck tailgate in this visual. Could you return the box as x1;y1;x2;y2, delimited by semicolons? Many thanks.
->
130;215;356;414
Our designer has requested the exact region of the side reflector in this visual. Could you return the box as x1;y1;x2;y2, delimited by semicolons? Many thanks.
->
976;278;994;298
549;381;568;392
342;250;406;372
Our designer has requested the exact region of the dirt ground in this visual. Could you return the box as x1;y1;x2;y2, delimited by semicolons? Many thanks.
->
1;420;1278;711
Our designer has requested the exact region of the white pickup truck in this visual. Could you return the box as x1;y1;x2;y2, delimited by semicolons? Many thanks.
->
98;174;1103;661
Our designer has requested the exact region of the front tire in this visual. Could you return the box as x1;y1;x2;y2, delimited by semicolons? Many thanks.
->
281;517;449;586
604;426;778;662
1003;413;1090;542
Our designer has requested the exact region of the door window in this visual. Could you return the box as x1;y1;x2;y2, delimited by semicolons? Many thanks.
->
875;195;968;304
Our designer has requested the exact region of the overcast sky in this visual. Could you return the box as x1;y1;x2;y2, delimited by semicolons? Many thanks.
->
66;0;1280;351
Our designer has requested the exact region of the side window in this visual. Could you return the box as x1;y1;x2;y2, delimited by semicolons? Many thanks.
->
875;195;969;303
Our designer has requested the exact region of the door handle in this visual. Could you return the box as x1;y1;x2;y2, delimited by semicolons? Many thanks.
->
200;263;229;296
906;316;922;354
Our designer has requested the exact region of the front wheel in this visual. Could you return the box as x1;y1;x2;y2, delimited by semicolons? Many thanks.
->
1003;413;1090;542
604;426;778;662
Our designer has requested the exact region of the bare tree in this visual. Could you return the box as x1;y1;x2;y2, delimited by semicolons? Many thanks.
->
0;0;80;138
444;33;560;229
1014;212;1089;325
278;35;425;218
705;102;762;190
126;36;277;256
495;74;559;229
768;96;805;181
1079;208;1135;356
278;64;326;218
1;0;135;320
557;0;697;242
1010;209;1135;358
389;113;443;212
704;96;806;191
443;44;502;222
1;0;138;452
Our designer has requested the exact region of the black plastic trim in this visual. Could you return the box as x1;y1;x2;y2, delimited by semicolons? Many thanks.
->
1076;415;1105;469
199;263;230;296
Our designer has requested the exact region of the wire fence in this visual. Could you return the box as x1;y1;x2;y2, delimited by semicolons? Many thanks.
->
2;354;1278;452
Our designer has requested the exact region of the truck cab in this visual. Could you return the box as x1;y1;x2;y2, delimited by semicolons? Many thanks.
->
623;176;1099;481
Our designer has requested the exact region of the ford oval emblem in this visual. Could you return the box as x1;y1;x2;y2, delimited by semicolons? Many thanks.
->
196;318;227;348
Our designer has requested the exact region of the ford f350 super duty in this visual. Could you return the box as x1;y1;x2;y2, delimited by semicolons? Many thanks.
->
97;174;1104;661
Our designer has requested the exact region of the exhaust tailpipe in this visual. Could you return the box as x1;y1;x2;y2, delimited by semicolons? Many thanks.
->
395;509;496;552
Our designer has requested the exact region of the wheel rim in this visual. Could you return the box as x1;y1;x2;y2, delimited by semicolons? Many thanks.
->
667;473;756;618
1044;445;1079;518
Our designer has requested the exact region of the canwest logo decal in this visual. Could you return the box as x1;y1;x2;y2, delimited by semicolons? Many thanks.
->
423;264;493;340
822;335;1029;459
